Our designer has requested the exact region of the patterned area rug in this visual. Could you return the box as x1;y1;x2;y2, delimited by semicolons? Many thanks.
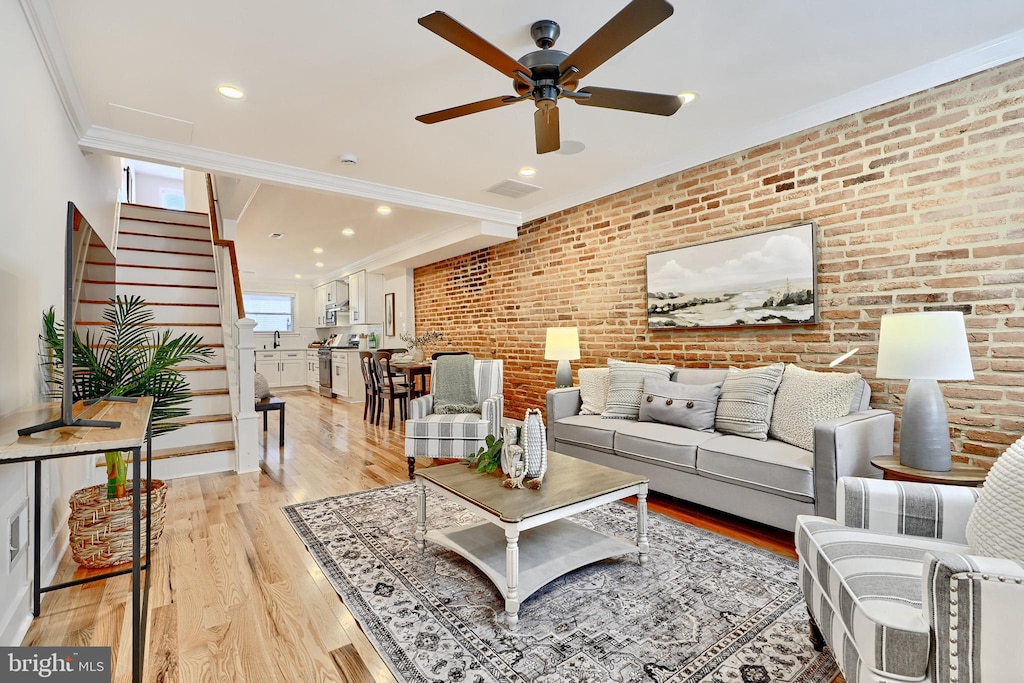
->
283;483;837;683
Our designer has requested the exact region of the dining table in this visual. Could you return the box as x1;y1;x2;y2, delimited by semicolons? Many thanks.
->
391;360;432;399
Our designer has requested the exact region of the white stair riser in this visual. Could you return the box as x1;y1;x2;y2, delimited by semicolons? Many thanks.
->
119;218;210;241
117;233;213;256
75;324;223;349
153;420;233;450
116;249;215;270
120;205;209;227
89;449;235;483
76;303;222;324
179;369;228;391
184;393;231;415
115;265;217;287
110;283;219;305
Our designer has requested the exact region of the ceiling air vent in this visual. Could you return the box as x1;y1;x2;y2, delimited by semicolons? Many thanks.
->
485;178;542;199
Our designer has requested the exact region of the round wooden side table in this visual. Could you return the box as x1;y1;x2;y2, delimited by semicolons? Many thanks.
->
870;456;988;487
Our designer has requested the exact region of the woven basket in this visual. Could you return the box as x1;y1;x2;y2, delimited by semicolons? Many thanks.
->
68;480;167;569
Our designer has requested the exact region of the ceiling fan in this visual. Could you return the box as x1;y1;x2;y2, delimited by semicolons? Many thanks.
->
415;0;683;154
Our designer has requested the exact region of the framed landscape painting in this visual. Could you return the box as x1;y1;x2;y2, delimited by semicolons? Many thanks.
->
646;221;817;330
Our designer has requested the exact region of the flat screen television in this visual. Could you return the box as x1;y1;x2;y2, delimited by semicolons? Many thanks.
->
19;202;123;435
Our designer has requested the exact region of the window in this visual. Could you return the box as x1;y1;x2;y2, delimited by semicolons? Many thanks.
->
160;188;186;210
243;293;295;332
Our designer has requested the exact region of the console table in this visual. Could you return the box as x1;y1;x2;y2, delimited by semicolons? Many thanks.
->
0;397;154;683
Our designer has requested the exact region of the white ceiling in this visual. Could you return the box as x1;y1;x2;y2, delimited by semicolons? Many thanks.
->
34;0;1024;282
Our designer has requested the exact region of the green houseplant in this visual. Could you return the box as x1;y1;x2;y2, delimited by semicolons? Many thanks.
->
41;295;214;498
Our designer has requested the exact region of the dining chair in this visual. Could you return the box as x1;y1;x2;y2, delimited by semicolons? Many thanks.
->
358;351;378;421
372;350;409;430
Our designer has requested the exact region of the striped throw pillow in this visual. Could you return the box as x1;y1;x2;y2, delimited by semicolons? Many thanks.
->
714;364;785;440
601;359;673;420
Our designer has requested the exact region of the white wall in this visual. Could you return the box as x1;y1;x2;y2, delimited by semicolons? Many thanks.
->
0;2;121;645
132;170;183;208
382;270;415;349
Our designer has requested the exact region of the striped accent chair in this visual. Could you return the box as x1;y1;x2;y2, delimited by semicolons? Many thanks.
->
796;476;1024;682
404;359;503;479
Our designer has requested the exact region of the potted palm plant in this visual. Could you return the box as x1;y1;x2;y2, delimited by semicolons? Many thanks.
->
41;295;214;567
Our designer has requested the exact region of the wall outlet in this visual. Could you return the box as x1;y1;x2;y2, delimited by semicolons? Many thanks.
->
8;501;28;569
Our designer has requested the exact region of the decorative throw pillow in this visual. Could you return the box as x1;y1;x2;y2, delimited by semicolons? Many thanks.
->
769;365;863;451
638;377;721;432
432;354;479;414
254;372;270;400
601;359;673;420
578;368;611;415
966;436;1024;562
714;363;785;440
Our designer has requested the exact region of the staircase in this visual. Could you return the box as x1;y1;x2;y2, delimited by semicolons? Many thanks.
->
80;202;236;480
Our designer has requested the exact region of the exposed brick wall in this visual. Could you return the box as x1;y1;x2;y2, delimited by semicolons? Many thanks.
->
415;59;1024;468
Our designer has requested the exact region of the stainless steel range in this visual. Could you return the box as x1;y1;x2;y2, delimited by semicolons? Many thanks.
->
318;347;334;397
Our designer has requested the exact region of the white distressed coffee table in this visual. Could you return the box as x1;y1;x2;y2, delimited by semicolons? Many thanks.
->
414;451;649;628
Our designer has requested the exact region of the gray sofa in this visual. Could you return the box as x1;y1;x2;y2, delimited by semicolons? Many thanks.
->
546;367;895;531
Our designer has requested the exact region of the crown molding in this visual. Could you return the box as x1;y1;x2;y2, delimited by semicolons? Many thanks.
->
521;28;1024;223
78;126;523;226
20;0;91;137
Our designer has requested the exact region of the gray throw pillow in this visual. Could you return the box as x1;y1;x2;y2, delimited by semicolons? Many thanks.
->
638;377;721;431
714;364;785;440
601;359;674;420
254;372;270;400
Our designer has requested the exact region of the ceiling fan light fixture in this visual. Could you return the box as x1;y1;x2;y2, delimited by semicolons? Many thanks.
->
217;84;246;100
678;91;699;106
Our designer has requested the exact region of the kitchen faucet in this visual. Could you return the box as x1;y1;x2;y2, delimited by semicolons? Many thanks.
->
273;330;281;349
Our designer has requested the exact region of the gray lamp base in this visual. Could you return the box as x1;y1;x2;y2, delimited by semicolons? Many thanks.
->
898;378;952;472
554;360;573;388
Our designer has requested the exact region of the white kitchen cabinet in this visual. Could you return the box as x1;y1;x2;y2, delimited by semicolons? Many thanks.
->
314;280;348;327
255;350;306;388
306;350;319;390
331;350;364;402
347;270;384;324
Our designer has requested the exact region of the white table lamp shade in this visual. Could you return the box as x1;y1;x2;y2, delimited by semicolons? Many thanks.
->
875;312;974;381
544;327;581;361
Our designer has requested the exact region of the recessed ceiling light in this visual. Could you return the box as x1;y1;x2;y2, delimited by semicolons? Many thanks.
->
376;205;392;215
341;227;356;236
217;85;246;100
313;246;324;254
518;166;537;177
268;232;283;239
678;91;699;106
315;262;324;268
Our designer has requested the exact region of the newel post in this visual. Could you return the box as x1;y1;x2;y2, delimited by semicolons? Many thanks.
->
234;317;259;473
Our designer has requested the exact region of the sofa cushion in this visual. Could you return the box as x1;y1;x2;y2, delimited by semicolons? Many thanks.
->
638;377;721;432
696;434;814;501
966;435;1024;562
797;515;971;679
578;367;610;415
406;413;491;440
613;421;720;472
713;364;785;440
601;359;674;420
769;365;863;451
552;414;618;453
671;367;729;385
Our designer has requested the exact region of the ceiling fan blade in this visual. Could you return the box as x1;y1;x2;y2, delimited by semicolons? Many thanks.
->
419;11;530;79
558;0;673;81
416;96;518;124
575;86;682;116
535;107;560;154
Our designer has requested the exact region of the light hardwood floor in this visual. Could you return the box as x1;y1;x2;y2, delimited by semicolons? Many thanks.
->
22;389;828;683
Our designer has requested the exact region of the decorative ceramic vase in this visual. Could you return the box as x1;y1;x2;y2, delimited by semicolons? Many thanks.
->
411;346;425;362
523;408;547;479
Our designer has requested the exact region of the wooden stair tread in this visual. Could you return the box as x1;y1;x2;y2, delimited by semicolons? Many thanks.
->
83;343;224;349
179;365;227;372
116;246;214;258
174;413;232;425
122;202;210;217
111;262;216;273
119;217;212;230
189;389;229;397
83;279;217;290
119;230;211;244
77;321;222;327
94;440;235;466
80;299;219;308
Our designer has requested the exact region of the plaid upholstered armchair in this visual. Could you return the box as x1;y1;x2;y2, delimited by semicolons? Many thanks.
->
796;475;1024;683
403;358;503;479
